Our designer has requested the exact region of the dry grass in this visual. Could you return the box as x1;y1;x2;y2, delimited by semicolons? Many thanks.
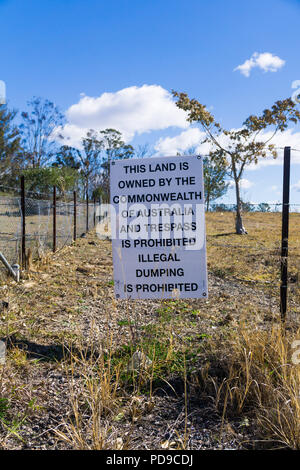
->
0;212;299;449
206;211;300;283
0;203;88;279
199;323;300;448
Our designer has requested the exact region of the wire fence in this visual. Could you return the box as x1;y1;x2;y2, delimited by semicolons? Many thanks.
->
0;195;21;270
1;186;299;319
206;202;300;213
204;208;300;320
0;185;98;280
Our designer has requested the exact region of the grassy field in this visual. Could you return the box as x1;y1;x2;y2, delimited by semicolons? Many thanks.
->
206;211;300;282
0;212;299;450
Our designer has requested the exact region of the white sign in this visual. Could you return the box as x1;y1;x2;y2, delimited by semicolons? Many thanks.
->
110;155;208;300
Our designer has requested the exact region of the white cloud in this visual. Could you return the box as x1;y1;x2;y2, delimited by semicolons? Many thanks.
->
234;52;285;77
154;128;206;156
247;129;300;169
154;127;242;156
155;127;300;169
57;85;189;147
240;179;254;189
229;179;254;189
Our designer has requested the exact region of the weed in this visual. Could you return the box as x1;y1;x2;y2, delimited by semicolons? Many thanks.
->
0;398;9;420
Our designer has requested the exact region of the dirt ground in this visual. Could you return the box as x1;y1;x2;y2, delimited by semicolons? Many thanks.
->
0;214;299;450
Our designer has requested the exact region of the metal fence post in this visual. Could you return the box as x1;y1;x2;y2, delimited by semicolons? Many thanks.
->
21;175;26;268
86;189;89;233
53;186;56;253
73;190;77;241
93;197;96;227
280;146;291;322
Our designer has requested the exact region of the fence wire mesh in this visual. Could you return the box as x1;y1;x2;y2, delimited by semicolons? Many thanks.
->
0;196;22;270
0;187;98;280
207;203;300;213
0;191;299;317
204;208;300;320
56;200;73;251
24;197;52;258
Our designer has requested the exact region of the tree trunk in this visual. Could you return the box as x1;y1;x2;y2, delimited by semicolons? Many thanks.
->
235;208;247;234
233;170;247;235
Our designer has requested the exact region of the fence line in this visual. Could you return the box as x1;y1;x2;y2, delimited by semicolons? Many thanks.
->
0;183;100;278
1;185;299;315
206;202;300;213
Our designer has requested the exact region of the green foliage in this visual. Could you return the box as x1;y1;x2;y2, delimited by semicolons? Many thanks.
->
177;147;229;208
52;145;81;170
0;398;9;420
22;166;79;197
20;97;64;168
172;90;300;233
203;156;229;209
117;320;133;327
72;128;134;201
257;202;271;213
1;95;135;200
97;128;134;202
0;104;21;185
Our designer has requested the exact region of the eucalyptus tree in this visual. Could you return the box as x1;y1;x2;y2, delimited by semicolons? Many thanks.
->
173;91;300;233
98;128;134;202
0;104;21;185
20;97;64;168
177;146;229;210
79;129;103;199
203;156;229;211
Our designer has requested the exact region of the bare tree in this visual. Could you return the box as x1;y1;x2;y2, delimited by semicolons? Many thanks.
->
78;130;103;199
98;129;134;201
134;143;154;158
20;97;64;168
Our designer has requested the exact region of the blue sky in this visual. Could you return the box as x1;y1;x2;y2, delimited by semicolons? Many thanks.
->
1;0;300;204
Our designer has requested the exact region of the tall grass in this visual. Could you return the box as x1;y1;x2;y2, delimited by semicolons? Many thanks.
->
202;323;300;448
